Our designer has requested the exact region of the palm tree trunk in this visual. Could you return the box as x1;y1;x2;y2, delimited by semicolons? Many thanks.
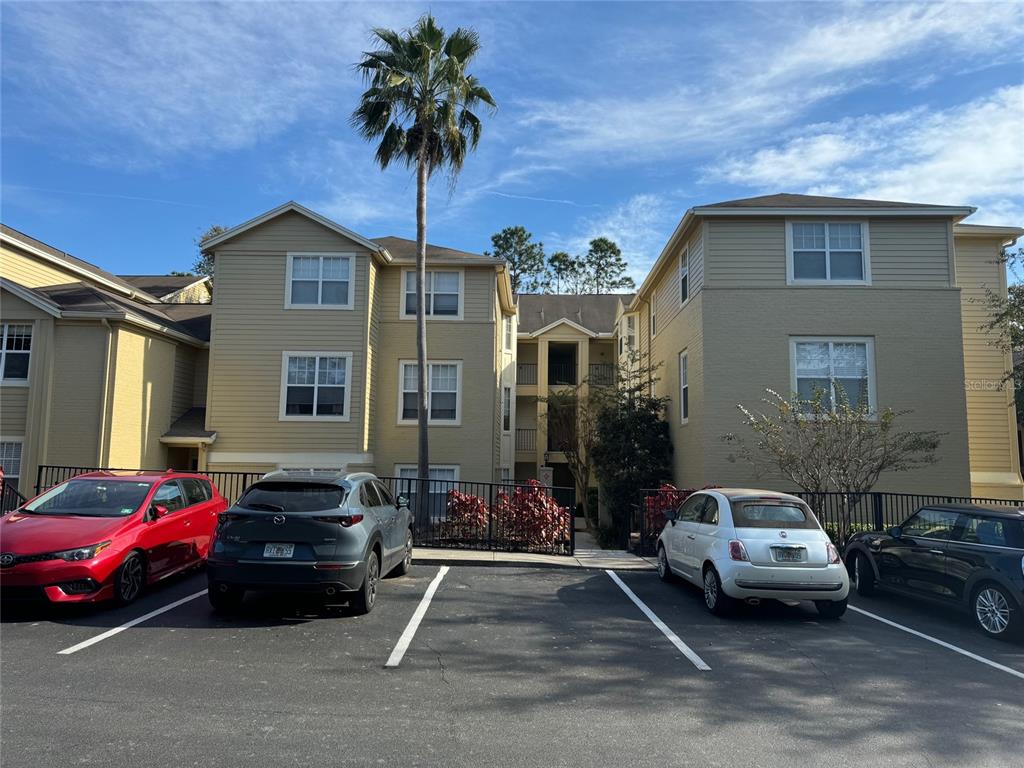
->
416;154;430;488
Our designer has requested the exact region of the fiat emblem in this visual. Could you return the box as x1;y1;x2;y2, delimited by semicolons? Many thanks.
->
779;530;788;538
0;553;15;567
273;515;286;525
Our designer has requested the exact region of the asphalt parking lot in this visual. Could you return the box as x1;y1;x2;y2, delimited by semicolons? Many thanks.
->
2;563;1022;768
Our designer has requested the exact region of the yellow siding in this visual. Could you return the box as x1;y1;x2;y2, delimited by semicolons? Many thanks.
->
705;218;953;288
0;289;51;439
193;349;209;407
375;264;495;323
1;389;28;435
1;244;83;288
214;210;371;253
172;345;197;420
699;287;971;495
46;323;107;467
955;235;1023;497
103;326;176;468
164;281;211;303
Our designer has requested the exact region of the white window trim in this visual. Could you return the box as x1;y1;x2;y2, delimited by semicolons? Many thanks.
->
285;252;355;310
399;268;465;321
0;322;32;387
785;220;871;286
678;350;689;425
394;464;461;482
396;359;463;426
503;316;513;351
278;351;354;422
679;247;690;308
650;301;657;338
0;436;24;487
502;386;512;433
789;336;877;416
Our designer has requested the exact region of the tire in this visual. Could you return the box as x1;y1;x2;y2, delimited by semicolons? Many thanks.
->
971;582;1021;640
815;598;848;619
702;567;736;616
208;582;244;613
657;544;674;582
114;552;146;606
851;551;876;597
390;529;413;577
350;550;380;615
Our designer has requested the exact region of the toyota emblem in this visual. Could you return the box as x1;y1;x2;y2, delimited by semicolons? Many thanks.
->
273;515;286;525
0;553;15;567
779;530;788;538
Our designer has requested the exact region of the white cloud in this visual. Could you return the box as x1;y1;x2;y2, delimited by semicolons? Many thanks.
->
515;2;1024;164
548;193;680;283
2;2;415;164
708;85;1024;224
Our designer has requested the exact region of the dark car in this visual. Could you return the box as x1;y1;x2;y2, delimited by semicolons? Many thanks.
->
206;471;413;614
845;505;1024;639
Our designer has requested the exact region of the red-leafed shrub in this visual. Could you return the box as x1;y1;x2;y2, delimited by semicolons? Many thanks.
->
495;480;571;551
642;483;721;544
443;488;489;540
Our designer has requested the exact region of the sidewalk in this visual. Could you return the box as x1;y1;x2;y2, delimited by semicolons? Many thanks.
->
412;530;655;571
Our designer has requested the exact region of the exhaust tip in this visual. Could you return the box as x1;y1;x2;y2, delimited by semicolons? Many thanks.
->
218;583;231;593
325;587;337;596
745;598;761;606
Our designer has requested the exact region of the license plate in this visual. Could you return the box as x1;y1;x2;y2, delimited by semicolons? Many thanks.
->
263;543;294;558
773;547;804;562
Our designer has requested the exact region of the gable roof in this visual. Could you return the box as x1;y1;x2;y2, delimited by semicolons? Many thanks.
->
119;274;209;299
200;201;391;258
370;236;496;265
1;224;163;302
699;192;969;210
517;294;631;336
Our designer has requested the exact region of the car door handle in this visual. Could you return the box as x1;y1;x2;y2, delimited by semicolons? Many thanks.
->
687;534;696;540
928;549;943;555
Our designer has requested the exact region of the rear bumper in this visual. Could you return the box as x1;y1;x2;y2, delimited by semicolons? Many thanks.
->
720;562;850;602
207;558;367;593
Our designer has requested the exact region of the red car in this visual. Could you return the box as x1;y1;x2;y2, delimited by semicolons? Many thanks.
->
0;470;227;605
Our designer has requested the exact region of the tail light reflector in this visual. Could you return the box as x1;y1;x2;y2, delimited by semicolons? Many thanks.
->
313;514;364;527
728;539;749;562
827;543;841;564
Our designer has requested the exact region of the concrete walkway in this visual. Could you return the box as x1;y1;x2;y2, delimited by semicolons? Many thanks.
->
412;530;655;571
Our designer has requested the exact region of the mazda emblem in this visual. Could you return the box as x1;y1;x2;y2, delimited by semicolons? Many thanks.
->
273;515;286;525
779;530;788;538
0;553;15;567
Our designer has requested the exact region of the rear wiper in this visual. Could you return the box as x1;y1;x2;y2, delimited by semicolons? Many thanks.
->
243;502;285;512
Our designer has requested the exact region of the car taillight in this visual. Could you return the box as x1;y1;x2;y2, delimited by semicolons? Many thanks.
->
313;514;364;527
728;539;749;561
218;513;242;524
827;543;841;564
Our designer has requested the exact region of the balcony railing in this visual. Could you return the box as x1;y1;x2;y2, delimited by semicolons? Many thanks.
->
588;363;615;386
517;362;537;385
548;362;577;386
515;427;537;452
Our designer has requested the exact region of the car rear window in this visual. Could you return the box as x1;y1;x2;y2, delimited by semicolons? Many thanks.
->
732;502;818;529
238;482;347;513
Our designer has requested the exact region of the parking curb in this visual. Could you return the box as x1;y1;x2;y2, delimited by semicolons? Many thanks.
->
411;548;657;571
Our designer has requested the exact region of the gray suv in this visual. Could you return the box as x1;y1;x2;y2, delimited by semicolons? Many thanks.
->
206;471;413;614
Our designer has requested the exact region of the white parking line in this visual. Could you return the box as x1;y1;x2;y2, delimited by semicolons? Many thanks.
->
848;605;1024;681
385;565;449;669
605;570;711;671
57;590;208;656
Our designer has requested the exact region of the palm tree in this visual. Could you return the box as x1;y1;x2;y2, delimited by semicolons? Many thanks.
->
353;14;495;484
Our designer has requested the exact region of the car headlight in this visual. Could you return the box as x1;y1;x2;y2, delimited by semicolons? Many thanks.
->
52;541;112;561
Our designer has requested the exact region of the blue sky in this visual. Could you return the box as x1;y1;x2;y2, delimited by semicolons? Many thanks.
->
2;1;1022;283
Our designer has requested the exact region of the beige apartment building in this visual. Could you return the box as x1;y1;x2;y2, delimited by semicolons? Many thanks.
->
1;193;1021;502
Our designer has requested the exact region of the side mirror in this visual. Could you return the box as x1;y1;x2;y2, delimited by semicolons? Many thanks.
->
664;508;678;523
396;494;410;509
152;504;170;519
889;526;902;539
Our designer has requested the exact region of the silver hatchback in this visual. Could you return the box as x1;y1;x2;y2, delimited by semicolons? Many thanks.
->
206;471;413;613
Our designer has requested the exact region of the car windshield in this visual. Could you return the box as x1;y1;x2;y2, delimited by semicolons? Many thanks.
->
733;502;819;529
22;479;153;517
238;482;347;513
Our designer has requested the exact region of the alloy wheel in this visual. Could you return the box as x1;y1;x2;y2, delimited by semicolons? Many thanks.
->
121;557;143;602
367;556;379;608
703;570;717;609
976;588;1010;635
657;548;667;578
404;532;413;570
853;555;861;588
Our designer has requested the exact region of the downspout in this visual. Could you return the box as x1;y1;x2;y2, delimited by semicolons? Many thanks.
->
96;319;114;466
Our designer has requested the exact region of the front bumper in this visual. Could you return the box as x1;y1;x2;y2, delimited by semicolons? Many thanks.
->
719;561;850;602
207;558;367;593
0;559;115;603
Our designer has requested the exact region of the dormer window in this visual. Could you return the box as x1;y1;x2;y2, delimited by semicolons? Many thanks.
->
787;222;870;284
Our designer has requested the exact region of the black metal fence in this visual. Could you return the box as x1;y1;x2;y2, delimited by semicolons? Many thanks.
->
629;488;1024;555
30;465;575;555
379;477;575;555
1;483;26;514
34;465;265;506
